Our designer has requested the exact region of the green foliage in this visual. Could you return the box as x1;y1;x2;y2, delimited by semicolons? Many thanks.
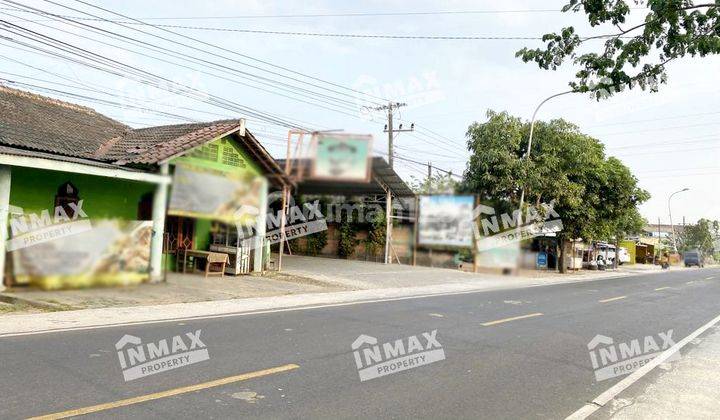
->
410;172;459;194
338;213;360;258
365;210;386;256
304;230;328;256
460;110;650;270
680;218;719;254
287;195;329;256
516;1;720;99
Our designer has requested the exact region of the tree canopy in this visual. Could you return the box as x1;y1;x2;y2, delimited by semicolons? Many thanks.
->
409;171;459;195
680;218;720;255
516;1;720;99
459;110;649;246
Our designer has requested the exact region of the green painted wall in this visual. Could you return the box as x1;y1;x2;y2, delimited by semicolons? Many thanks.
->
169;134;266;253
172;135;263;177
9;166;155;219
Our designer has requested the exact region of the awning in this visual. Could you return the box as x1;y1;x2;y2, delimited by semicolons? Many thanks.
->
276;157;415;197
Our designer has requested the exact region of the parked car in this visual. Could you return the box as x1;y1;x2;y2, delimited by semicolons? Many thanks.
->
684;250;705;267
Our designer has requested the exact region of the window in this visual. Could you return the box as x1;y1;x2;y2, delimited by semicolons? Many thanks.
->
54;181;80;217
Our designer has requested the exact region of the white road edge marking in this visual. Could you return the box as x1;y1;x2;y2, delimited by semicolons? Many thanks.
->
565;312;720;420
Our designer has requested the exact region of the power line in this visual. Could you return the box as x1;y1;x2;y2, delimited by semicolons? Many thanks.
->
607;133;718;150
612;145;720;157
0;7;588;20
73;22;547;40
0;4;382;117
587;110;720;128
594;120;720;136
63;0;389;104
0;20;312;130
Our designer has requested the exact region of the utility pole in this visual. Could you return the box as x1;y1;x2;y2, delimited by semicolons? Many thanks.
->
427;162;432;194
668;188;689;254
374;102;413;168
657;217;661;264
427;161;433;266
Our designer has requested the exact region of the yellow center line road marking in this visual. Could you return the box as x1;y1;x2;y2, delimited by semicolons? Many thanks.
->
27;364;299;420
481;312;543;326
654;287;671;291
598;295;627;303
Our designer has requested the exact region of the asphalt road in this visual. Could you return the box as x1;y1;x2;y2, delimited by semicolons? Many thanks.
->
1;268;719;419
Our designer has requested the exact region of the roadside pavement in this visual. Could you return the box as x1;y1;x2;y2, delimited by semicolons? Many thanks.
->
0;256;669;313
593;325;720;419
0;271;349;312
0;262;702;338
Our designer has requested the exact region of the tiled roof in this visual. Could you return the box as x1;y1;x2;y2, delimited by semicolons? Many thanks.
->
0;87;286;184
109;119;244;164
0;85;129;160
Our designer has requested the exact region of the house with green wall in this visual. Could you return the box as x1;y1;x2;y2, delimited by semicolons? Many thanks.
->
0;86;290;290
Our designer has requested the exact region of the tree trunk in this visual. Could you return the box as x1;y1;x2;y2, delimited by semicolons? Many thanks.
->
559;237;567;274
614;236;619;270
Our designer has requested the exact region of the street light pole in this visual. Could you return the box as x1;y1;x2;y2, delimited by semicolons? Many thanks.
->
668;188;690;253
517;90;573;222
516;90;573;272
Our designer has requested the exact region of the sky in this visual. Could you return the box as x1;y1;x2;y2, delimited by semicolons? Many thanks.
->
1;0;717;226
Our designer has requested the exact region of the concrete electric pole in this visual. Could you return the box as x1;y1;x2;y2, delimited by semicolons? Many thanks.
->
375;102;413;168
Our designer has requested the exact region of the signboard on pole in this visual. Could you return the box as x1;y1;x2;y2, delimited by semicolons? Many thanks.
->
537;251;548;269
311;134;372;181
417;195;475;247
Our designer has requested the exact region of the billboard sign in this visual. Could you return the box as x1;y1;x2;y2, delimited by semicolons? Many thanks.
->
418;195;475;247
12;220;152;289
311;134;372;181
168;164;263;223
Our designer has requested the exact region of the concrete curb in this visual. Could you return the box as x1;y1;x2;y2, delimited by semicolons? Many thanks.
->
0;267;691;338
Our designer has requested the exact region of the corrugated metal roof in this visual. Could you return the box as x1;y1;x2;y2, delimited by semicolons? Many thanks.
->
276;157;415;197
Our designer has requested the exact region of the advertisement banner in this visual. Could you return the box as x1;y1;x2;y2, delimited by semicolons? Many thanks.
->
311;134;372;181
418;195;475;247
12;220;153;289
168;164;263;223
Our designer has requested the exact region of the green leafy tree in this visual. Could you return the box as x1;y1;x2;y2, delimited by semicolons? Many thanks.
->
680;218;719;254
410;172;459;194
460;110;648;272
517;1;720;99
